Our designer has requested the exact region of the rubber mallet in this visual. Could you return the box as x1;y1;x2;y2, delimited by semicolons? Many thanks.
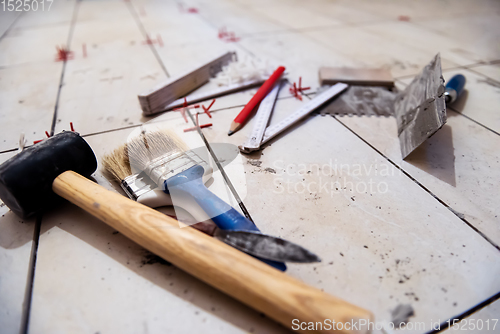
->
0;132;373;334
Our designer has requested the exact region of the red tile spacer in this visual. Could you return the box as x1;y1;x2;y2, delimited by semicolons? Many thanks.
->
183;123;212;132
297;77;310;92
45;131;51;138
225;32;240;43
289;82;302;101
180;108;188;123
202;99;215;118
218;27;228;39
70;122;75;132
33;140;43;144
55;45;74;62
187;7;198;13
157;34;164;47
142;34;154;45
289;77;310;101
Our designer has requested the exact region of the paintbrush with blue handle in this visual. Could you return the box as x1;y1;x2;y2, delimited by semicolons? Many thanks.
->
125;129;319;270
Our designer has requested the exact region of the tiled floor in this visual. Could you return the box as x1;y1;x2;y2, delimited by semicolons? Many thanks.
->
1;1;499;333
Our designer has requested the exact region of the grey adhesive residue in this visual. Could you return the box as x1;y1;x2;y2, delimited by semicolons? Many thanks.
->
320;86;397;117
247;159;262;167
391;304;415;327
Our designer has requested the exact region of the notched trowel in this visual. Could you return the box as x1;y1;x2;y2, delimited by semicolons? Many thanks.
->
393;53;446;159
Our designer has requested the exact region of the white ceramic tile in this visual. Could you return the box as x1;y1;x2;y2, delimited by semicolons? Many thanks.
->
76;0;132;23
0;62;63;151
128;0;218;48
291;0;385;25
200;97;500;332
343;0;500;21
0;2;74;67
10;0;75;30
468;64;500;85
442;299;500;334
238;32;362;94
414;13;500;63
0;11;20;38
243;2;343;31
53;1;168;136
0;151;36;334
304;25;459;78
184;0;284;37
360;21;490;68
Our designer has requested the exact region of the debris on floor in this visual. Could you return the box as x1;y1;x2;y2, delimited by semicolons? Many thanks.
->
391;303;415;327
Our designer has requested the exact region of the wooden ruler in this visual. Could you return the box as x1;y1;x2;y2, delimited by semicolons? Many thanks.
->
240;82;348;153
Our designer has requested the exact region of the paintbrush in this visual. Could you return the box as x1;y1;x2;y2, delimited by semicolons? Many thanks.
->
102;143;217;235
103;131;320;267
126;128;316;270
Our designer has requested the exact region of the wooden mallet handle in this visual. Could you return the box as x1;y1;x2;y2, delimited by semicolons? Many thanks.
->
53;171;373;334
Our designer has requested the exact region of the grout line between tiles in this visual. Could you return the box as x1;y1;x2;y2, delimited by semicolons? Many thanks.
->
0;147;18;155
0;93;302;153
185;109;254;221
49;0;80;136
333;115;500;252
135;0;254;220
0;11;23;41
395;59;500;81
449;108;500;137
127;0;170;77
425;290;500;334
19;2;80;332
463;65;500;85
19;215;41;334
238;23;347;39
172;0;257;58
79;93;304;137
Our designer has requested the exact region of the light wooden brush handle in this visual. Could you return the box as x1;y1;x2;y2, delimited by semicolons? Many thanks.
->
53;171;373;334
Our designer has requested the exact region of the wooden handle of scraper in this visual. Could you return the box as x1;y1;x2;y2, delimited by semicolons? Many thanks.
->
53;171;373;334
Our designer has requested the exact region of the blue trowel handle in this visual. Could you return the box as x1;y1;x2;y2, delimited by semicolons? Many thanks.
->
445;74;466;104
163;165;287;271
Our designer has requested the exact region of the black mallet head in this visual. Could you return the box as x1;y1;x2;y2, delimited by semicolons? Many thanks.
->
0;131;97;218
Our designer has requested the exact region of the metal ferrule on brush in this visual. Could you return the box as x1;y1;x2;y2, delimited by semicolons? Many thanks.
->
120;173;156;201
145;150;209;187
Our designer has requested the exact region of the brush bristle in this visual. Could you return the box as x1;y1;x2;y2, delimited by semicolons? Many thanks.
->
102;144;132;182
127;128;189;171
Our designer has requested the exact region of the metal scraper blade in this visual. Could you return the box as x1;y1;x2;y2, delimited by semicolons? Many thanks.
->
213;229;321;263
393;53;446;159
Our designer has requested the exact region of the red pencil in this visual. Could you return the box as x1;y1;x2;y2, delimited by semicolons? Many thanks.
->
228;66;285;136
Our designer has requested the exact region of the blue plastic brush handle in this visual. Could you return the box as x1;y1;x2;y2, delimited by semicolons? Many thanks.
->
446;74;466;96
163;165;287;271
